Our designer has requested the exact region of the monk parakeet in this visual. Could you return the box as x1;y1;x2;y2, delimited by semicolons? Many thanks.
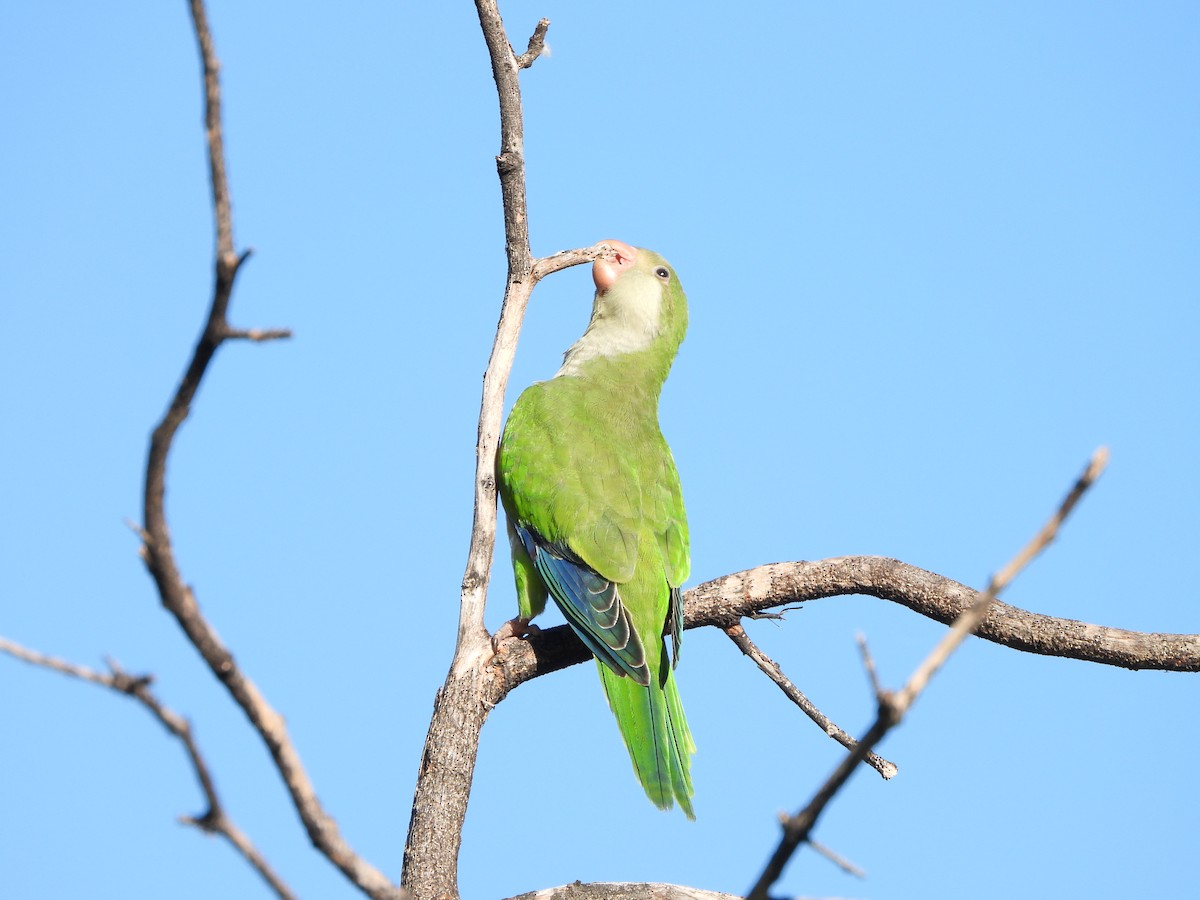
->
497;239;695;817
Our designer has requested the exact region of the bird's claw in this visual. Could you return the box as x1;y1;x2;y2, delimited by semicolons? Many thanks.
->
491;617;541;656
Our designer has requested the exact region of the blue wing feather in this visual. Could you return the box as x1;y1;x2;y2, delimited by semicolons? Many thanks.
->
666;585;683;668
516;523;650;686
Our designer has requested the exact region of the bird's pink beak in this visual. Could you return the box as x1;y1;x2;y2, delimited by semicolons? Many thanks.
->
593;240;639;293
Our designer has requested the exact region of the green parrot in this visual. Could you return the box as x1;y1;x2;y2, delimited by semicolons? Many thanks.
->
496;239;695;817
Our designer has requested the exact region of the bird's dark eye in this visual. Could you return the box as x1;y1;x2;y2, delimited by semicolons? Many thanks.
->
654;266;670;281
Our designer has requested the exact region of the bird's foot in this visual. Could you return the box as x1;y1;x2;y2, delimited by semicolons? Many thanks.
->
491;616;541;655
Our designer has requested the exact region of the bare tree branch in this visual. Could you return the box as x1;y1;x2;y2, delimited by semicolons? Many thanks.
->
0;637;296;900
514;18;550;69
454;0;539;652
489;551;1199;701
449;14;610;661
402;4;624;894
531;242;614;280
856;633;885;697
504;885;740;900
808;839;867;880
222;325;293;342
895;447;1111;707
694;560;1197;671
743;448;1110;900
133;3;400;897
402;6;547;898
724;623;898;779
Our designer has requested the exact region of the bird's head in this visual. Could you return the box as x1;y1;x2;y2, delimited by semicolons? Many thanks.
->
556;239;688;377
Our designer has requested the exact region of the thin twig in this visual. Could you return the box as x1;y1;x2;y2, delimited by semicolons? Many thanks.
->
190;0;234;267
135;3;397;897
515;18;549;68
894;446;1109;709
856;633;883;697
724;624;897;779
222;327;293;342
809;838;867;880
531;242;615;281
0;638;296;900
744;447;1111;900
990;447;1111;592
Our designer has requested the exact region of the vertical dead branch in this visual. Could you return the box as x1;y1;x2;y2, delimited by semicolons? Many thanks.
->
454;2;544;656
402;5;535;897
402;5;558;899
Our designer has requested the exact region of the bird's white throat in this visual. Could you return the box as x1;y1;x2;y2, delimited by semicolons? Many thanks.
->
556;276;663;377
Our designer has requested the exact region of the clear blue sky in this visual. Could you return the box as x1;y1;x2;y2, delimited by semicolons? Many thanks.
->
2;2;1196;898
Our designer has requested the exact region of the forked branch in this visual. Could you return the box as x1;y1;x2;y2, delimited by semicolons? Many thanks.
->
743;448;1111;900
0;638;296;900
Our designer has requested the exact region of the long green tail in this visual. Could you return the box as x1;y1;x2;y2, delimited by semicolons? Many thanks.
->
599;660;696;818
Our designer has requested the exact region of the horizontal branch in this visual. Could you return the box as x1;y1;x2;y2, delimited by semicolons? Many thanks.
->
693;556;1198;670
488;554;1200;702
